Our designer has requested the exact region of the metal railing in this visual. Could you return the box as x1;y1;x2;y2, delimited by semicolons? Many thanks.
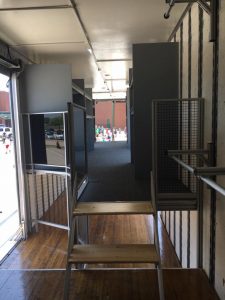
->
26;168;71;232
152;98;204;210
169;155;225;197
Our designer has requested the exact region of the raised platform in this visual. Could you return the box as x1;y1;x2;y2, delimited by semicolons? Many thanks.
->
0;269;219;300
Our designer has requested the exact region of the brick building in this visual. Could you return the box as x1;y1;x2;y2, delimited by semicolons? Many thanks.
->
95;100;126;129
0;90;11;126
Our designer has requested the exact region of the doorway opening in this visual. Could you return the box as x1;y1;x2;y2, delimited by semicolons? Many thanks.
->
0;73;21;263
95;100;127;142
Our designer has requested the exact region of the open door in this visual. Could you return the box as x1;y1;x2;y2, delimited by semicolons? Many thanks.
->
0;72;25;262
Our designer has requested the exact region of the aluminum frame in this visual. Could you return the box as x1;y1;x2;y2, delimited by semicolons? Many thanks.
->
22;111;71;232
10;73;28;239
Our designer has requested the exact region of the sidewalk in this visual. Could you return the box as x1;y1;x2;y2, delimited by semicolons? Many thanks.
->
0;141;19;261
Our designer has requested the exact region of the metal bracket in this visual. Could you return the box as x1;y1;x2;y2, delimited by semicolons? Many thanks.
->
166;142;213;166
164;0;218;42
164;0;176;19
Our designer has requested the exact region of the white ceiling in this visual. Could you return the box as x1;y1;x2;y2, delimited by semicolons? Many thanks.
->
0;0;186;99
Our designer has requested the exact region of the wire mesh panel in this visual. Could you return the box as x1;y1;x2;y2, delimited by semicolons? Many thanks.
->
26;172;68;230
152;98;204;210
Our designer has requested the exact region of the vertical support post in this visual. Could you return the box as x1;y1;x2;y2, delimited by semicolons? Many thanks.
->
52;174;55;223
197;5;204;265
151;172;165;300
46;174;51;221
174;211;176;249
10;74;30;237
34;173;39;231
187;210;190;268
112;100;115;130
209;0;219;285
210;0;218;42
169;211;171;238
40;175;45;219
180;211;183;265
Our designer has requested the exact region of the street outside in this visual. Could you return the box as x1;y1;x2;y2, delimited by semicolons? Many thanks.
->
0;140;20;261
96;126;127;142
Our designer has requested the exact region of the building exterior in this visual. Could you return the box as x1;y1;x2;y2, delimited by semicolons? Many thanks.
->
95;100;126;129
0;90;11;126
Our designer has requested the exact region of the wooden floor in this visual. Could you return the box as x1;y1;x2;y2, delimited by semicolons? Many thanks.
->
0;194;219;299
0;213;180;269
0;269;219;300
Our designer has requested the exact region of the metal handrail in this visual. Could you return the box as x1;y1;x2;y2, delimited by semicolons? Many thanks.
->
170;156;225;197
151;172;165;300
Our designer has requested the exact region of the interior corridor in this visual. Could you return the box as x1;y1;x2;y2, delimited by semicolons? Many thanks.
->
80;141;150;202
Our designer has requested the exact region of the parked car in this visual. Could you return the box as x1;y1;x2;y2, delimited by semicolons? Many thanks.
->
45;128;55;139
54;130;64;140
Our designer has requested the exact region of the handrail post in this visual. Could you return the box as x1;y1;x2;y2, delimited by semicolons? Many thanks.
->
151;172;165;300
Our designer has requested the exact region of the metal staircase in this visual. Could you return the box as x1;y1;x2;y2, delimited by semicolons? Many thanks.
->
63;172;164;300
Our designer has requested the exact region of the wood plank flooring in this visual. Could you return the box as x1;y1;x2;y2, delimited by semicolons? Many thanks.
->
0;269;219;300
0;214;180;269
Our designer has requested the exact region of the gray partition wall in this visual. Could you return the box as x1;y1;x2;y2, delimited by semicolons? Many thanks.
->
19;64;72;113
132;43;179;179
18;64;73;233
85;88;95;152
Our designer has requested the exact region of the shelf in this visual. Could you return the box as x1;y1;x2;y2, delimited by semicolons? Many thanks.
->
69;244;159;264
73;201;154;216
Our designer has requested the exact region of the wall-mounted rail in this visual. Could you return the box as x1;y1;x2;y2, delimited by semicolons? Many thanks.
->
169;155;225;197
164;0;218;42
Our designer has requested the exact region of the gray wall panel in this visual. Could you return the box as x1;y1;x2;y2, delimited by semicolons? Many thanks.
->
19;64;72;113
133;43;179;178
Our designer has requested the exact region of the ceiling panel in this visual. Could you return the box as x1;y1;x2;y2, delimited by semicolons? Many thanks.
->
0;0;187;98
0;9;85;45
74;0;186;95
111;80;127;92
13;42;89;56
76;0;186;46
0;0;69;8
95;47;132;61
98;60;132;80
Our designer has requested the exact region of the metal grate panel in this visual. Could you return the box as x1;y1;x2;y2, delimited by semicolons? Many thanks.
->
152;98;204;210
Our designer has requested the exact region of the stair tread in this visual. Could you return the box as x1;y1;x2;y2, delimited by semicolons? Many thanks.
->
73;201;154;216
69;244;159;264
